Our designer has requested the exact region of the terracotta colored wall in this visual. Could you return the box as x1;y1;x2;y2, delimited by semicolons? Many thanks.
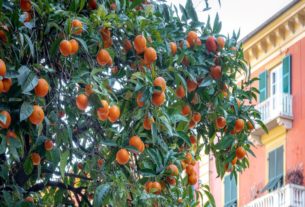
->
209;156;223;207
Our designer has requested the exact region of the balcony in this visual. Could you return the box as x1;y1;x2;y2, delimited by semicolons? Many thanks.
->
250;93;293;141
244;184;305;207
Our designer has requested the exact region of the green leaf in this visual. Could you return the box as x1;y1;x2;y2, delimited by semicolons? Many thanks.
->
93;184;111;207
20;102;33;121
60;151;69;178
23;156;33;175
24;34;35;58
175;131;191;146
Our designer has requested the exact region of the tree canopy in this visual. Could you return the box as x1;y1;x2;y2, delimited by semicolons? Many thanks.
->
0;0;262;206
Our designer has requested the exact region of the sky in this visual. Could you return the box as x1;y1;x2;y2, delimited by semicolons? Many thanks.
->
167;0;293;39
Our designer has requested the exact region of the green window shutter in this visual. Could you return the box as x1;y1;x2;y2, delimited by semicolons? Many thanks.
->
276;146;284;177
268;150;276;181
224;176;230;205
282;55;291;94
224;176;237;206
231;177;237;202
259;71;267;102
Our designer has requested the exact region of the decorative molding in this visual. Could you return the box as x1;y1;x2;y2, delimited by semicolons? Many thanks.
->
277;117;293;129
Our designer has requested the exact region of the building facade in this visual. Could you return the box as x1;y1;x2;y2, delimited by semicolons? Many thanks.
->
205;0;305;206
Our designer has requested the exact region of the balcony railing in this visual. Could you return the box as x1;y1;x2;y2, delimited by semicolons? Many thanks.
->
244;184;305;207
257;93;293;124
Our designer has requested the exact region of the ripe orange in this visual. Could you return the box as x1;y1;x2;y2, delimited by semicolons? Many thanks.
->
25;196;34;203
192;112;201;123
247;121;255;131
231;156;238;165
23;12;32;23
167;164;179;176
144;47;157;64
217;37;225;49
88;0;97;10
44;139;53;151
76;94;88;111
189;135;196;144
187;31;198;46
153;77;166;94
195;38;202;46
176;85;185;98
188;173;197;185
145;181;153;193
97;100;109;121
136;92;145;107
34;78;49;97
2;78;12;93
103;38;113;48
216;116;226;129
0;111;11;129
186;79;197;92
97;159;103;168
166;176;176;186
186;165;195;175
151;182;162;194
20;0;32;12
185;153;192;164
96;49;112;66
181;105;191;116
234;119;245;133
179;40;190;49
206;36;217;53
29;105;44;125
59;40;72;57
85;84;93;96
0;59;7;77
123;39;132;52
100;27;111;41
72;19;83;35
69;39;79;55
31;153;41;165
169;42;177;55
189;120;196;129
210;66;222;80
152;92;165;106
116;149;129;165
236;147;246;159
129;135;145;153
134;35;147;54
108;105;120;123
143;116;154;130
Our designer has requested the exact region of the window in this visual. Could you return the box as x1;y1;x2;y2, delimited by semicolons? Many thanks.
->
224;175;237;207
262;146;284;192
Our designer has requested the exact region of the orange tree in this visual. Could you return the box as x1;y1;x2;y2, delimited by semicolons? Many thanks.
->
0;0;263;206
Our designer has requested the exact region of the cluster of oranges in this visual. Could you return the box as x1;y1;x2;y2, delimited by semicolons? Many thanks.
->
180;153;198;185
20;0;32;23
59;20;81;57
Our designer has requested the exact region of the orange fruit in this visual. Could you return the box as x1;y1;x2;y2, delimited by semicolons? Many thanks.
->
103;38;113;48
0;111;11;129
176;85;185;98
2;78;12;93
143;116;154;130
192;112;201;123
23;12;32;22
134;35;146;54
236;147;246;159
96;49;112;66
123;39;132;52
97;109;108;121
76;94;88;111
166;176;176;186
216;116;226;129
129;135;145;153
181;105;191;116
187;31;198;46
108;105;120;123
185;153;192;164
6;130;17;139
85;84;93;96
188;173;197;185
59;40;72;57
151;182;161;194
116;149;129;165
0;59;7;77
179;40;190;49
31;153;41;165
169;42;177;55
186;79;197;92
29;105;44;125
186;165;195;175
167;164;179;176
0;80;4;92
234;119;245;133
25;196;34;203
145;181;153;193
144;47;157;64
217;37;225;49
88;0;97;10
206;36;217;53
100;27;111;41
152;92;165;106
247;121;255;131
195;38;202;46
210;65;222;80
97;100;109;121
190;159;197;166
153;77;166;94
136;92;145;107
20;0;31;12
44;139;53;151
98;159;103;168
34;78;49;97
231;156;238;165
72;19;83;35
189;120;196;129
69;39;79;55
189;135;196;144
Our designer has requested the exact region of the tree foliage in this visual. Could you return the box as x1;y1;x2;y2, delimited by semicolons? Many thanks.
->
0;0;262;206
